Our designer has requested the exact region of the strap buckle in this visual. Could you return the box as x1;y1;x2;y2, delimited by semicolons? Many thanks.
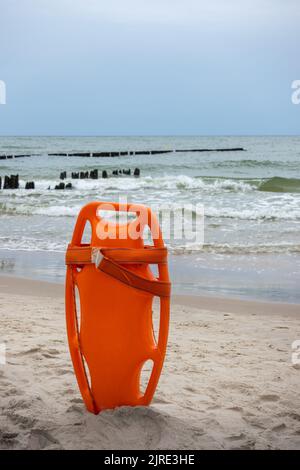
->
91;248;103;268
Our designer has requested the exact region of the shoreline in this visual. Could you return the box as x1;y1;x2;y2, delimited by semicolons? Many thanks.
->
0;242;300;304
0;247;300;304
0;274;299;316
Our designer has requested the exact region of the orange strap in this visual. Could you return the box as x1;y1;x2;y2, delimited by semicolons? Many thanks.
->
66;245;168;265
66;245;171;298
98;257;170;298
66;245;93;265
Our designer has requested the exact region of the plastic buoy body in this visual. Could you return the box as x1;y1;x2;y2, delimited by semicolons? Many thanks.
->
65;201;171;413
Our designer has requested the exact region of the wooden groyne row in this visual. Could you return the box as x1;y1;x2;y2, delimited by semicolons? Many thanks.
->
175;148;245;153
0;148;245;160
0;168;141;190
60;168;140;180
0;174;35;190
0;155;31;160
56;167;140;188
0;175;19;189
50;150;174;157
50;148;245;157
54;182;72;190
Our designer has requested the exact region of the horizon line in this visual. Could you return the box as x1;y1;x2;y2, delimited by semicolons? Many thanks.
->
0;134;300;138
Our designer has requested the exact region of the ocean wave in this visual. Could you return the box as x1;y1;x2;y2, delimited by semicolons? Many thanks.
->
170;242;300;255
0;199;299;221
258;176;300;193
0;236;65;252
210;159;300;169
8;175;255;193
205;206;300;220
0;236;299;255
14;175;300;194
0;204;82;217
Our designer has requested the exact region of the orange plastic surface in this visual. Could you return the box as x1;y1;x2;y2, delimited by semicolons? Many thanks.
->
65;201;170;414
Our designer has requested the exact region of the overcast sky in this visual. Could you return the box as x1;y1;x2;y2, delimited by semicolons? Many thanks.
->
0;0;299;135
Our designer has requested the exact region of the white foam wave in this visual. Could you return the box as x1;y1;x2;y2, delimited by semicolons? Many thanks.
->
1;199;300;221
205;206;300;221
0;236;65;252
14;175;254;193
170;242;300;254
0;236;299;255
33;205;82;217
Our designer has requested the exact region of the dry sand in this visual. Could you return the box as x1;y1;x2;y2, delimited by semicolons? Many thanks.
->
0;275;299;450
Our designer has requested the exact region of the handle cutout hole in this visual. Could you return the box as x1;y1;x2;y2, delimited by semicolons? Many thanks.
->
82;354;92;391
140;359;154;395
143;226;159;279
74;285;92;392
97;208;137;224
152;298;160;345
81;220;92;244
74;285;81;332
143;225;152;244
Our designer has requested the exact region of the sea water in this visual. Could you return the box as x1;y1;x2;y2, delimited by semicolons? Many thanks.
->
0;135;299;303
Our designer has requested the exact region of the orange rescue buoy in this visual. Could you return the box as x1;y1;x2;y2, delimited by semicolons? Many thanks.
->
65;201;171;413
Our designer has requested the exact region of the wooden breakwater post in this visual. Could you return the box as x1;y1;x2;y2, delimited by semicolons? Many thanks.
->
90;169;98;179
49;153;68;156
3;174;19;189
54;182;73;190
175;147;245;153
68;152;91;157
0;154;31;160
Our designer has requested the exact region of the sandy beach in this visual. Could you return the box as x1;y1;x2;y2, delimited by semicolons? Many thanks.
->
0;275;299;450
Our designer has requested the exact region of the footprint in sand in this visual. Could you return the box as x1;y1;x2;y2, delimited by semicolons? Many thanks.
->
272;423;286;432
56;368;72;376
226;432;246;441
28;429;61;450
152;397;170;405
184;386;197;393
227;406;244;413
66;404;84;414
0;432;19;449
19;348;41;356
47;349;60;355
259;394;280;402
288;413;300;422
70;397;83;404
0;431;19;445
